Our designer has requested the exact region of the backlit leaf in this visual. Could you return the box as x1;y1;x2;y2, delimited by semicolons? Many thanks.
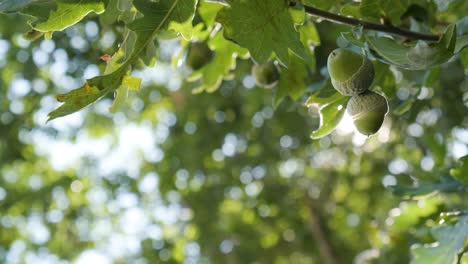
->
47;68;127;121
310;95;349;139
190;30;248;93
21;0;106;32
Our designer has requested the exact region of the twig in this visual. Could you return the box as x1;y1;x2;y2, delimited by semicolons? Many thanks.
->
299;3;440;42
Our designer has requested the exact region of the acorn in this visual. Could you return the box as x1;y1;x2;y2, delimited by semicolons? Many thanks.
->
347;91;388;136
186;42;214;70
327;48;374;96
251;61;280;89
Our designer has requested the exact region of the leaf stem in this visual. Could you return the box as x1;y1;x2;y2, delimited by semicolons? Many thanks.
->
299;3;440;41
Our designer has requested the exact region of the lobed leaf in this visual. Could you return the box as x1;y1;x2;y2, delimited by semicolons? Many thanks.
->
129;0;197;40
48;0;198;120
190;31;248;93
215;0;307;66
21;0;106;32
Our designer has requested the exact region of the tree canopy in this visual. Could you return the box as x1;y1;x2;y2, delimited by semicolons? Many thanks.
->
0;0;467;263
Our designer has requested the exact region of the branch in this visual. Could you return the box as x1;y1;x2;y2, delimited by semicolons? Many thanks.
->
305;198;339;264
299;4;440;42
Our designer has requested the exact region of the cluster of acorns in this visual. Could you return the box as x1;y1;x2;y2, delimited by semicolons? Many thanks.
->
185;43;388;136
327;48;388;136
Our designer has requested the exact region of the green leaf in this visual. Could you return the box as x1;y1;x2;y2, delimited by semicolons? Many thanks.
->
109;86;129;113
424;67;441;87
129;0;197;40
455;35;468;53
275;53;308;106
366;37;408;65
461;48;468;69
298;22;319;71
288;4;306;26
140;39;158;66
340;31;365;48
359;0;381;19
216;0;307;66
407;41;452;68
118;0;133;12
47;68;127;121
310;97;348;139
340;4;361;19
198;0;224;27
128;0;197;67
372;61;396;98
23;29;44;41
411;214;468;264
366;36;454;70
108;75;141;113
106;31;137;72
450;155;468;184
122;75;142;91
439;24;457;52
48;0;198;120
190;31;248;93
302;0;338;10
299;22;320;46
390;176;462;198
460;253;468;264
0;0;33;13
394;98;415;115
99;0;123;26
305;80;344;108
339;0;409;24
21;0;106;32
379;0;409;24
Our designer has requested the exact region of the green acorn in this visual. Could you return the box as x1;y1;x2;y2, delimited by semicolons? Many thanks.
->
251;61;280;89
186;42;214;70
327;48;374;96
347;91;388;136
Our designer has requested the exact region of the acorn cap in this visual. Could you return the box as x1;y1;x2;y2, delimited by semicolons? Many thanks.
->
347;91;388;117
328;48;374;96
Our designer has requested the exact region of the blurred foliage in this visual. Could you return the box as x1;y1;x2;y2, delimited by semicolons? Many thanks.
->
0;0;467;264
